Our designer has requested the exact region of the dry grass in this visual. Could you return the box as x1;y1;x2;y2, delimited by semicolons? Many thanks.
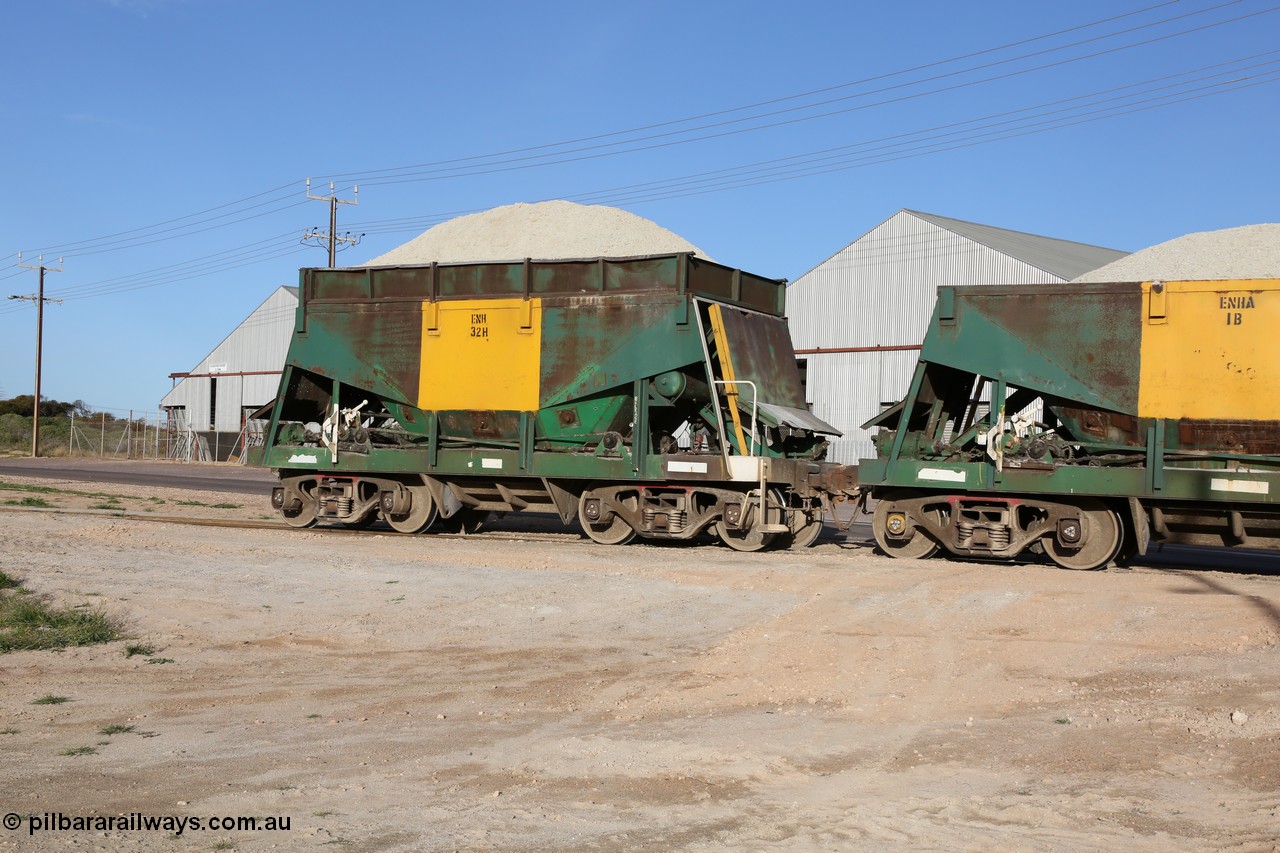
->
0;571;121;652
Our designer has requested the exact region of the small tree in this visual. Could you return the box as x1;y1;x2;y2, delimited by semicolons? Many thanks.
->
0;396;82;418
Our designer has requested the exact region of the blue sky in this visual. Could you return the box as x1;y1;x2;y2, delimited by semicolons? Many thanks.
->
2;0;1277;415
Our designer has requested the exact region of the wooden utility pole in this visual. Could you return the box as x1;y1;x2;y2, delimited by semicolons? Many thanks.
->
303;180;362;267
8;254;63;457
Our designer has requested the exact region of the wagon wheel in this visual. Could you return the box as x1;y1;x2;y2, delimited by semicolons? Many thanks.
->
440;508;490;535
779;491;825;550
1042;500;1122;571
282;500;319;529
384;484;437;534
578;491;636;546
281;479;319;529
873;496;940;559
785;512;825;549
715;519;777;552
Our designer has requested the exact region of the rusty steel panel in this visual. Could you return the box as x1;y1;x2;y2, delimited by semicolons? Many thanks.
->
1048;409;1280;455
537;293;700;407
292;300;424;407
924;282;1144;415
1056;407;1142;446
309;268;369;302
317;255;786;316
433;409;519;440
1178;419;1280;455
436;262;525;299
713;305;807;409
371;266;434;299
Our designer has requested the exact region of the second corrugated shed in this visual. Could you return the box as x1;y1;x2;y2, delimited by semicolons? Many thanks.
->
786;209;1127;463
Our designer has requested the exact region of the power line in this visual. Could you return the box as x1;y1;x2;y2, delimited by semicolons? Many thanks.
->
8;254;63;457
302;180;362;267
4;3;1273;308
314;0;1198;182
14;2;1257;262
345;53;1280;233
566;64;1280;207
603;74;1280;207
21;180;303;258
6;54;1272;312
346;4;1280;191
0;239;309;312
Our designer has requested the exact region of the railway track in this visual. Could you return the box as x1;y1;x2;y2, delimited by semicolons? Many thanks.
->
0;504;591;544
1;502;1272;572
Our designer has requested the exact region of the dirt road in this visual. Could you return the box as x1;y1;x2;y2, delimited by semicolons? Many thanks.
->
0;457;275;495
0;475;1277;851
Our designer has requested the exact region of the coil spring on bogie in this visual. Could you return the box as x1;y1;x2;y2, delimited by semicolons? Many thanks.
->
956;521;1011;551
318;496;355;517
643;508;686;533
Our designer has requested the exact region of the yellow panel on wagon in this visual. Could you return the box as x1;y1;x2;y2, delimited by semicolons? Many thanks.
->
1137;279;1280;420
418;298;543;411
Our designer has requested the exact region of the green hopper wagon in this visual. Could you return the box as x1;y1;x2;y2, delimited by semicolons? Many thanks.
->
860;278;1280;568
252;253;859;549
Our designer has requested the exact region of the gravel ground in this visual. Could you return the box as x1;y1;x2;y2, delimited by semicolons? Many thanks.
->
1;474;1279;852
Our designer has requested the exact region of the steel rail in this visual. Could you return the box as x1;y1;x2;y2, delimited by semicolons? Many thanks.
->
0;504;586;543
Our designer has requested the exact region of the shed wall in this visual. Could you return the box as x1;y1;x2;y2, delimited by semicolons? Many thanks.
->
802;349;920;463
161;287;296;433
787;211;1068;463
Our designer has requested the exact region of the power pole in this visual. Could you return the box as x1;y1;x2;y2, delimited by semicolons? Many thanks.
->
8;253;63;458
303;179;362;267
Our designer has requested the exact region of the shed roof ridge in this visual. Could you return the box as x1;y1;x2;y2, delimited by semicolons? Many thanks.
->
903;209;1125;253
165;285;296;388
902;209;1127;279
788;208;920;284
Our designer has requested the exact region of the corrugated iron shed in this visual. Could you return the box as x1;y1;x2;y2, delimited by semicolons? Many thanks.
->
787;210;1127;463
161;285;297;435
905;210;1129;282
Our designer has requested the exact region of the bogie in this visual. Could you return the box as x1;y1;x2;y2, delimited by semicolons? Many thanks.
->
871;490;1126;570
270;468;828;553
382;483;437;534
578;489;637;545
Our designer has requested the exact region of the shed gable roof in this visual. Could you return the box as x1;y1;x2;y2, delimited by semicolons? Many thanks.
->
160;285;298;407
792;209;1128;284
904;210;1128;281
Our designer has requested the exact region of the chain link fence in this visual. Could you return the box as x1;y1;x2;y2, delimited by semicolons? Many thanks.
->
0;410;267;463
